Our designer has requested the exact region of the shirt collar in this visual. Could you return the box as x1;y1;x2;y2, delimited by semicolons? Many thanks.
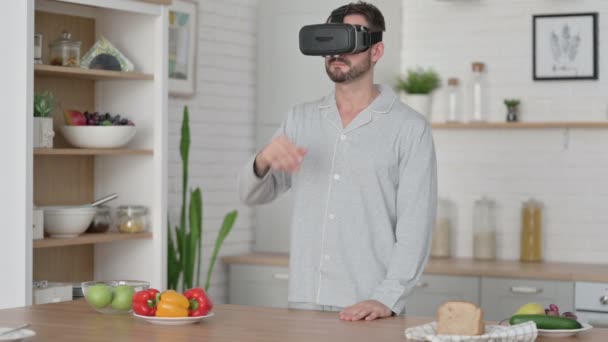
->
318;84;397;114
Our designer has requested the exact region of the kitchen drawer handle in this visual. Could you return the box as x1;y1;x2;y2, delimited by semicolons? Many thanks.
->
415;282;429;288
273;273;289;280
510;286;543;294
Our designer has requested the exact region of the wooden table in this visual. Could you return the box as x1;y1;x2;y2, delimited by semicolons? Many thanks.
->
0;300;606;341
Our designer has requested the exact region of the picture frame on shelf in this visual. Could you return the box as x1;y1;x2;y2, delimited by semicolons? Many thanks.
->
168;0;198;96
533;13;598;81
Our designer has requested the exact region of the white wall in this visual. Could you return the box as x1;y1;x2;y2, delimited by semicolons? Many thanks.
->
402;0;608;263
0;0;33;309
168;0;257;303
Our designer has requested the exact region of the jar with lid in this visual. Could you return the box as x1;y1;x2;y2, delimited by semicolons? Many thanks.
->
470;62;487;122
446;78;462;122
117;205;148;233
49;31;81;67
86;205;112;233
472;197;497;260
431;199;455;258
520;199;543;262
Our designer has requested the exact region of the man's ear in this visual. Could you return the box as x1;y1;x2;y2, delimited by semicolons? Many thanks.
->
371;42;384;64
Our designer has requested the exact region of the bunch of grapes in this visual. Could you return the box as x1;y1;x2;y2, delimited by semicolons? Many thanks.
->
84;111;134;126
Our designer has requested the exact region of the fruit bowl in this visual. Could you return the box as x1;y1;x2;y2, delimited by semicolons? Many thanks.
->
82;280;149;314
62;126;136;149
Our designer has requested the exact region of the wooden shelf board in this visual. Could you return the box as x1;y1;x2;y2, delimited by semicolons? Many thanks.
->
34;232;152;249
34;148;153;156
432;122;608;129
34;64;153;81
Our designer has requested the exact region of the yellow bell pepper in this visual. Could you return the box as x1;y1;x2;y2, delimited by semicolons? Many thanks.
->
155;290;189;317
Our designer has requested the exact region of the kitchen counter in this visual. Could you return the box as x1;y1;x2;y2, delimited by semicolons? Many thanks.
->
222;253;608;282
0;300;606;341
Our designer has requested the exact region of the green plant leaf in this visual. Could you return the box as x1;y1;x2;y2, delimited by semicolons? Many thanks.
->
395;67;441;94
167;219;180;290
179;106;190;290
205;210;238;291
188;188;202;289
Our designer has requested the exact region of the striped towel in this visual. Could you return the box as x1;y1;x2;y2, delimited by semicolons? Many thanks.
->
404;321;537;342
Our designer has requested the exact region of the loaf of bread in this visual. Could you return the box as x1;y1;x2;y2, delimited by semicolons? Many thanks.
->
436;301;484;336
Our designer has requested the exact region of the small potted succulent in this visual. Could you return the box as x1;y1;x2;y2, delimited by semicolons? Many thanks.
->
504;99;520;122
396;67;441;119
33;91;57;148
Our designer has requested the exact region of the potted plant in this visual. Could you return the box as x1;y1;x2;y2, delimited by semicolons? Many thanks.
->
396;67;441;119
167;106;238;292
33;91;56;148
504;99;521;122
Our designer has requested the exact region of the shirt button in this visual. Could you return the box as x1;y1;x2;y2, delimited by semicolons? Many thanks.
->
340;134;347;141
324;254;331;261
333;174;340;181
328;213;335;220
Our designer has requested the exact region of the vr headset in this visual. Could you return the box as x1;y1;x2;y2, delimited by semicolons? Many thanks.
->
299;5;383;56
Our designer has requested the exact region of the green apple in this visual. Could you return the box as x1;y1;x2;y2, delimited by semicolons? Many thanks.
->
111;285;135;311
86;284;112;308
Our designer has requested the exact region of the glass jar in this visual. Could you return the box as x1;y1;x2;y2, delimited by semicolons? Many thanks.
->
86;205;112;233
520;199;543;262
470;62;487;122
49;31;81;67
472;197;497;260
117;205;148;233
431;199;454;258
446;78;461;122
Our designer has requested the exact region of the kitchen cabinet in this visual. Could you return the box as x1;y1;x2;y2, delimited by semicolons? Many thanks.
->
481;277;574;321
405;275;480;317
228;264;289;308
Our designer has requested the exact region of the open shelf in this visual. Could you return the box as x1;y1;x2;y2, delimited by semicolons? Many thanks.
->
34;64;153;81
34;232;152;249
432;122;608;129
35;148;153;156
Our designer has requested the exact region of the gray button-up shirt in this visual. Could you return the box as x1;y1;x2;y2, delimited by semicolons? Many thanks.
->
238;84;437;314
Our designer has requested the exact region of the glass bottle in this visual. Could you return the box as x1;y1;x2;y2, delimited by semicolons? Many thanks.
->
446;78;461;122
431;199;454;258
520;199;543;262
473;197;497;260
470;62;486;122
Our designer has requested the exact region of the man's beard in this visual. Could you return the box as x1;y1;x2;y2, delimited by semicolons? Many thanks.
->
325;53;371;83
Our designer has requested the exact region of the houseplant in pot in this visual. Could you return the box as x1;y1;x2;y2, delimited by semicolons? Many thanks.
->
396;67;441;119
33;91;56;148
504;98;520;122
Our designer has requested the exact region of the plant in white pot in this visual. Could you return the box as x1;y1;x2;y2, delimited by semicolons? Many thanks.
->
33;91;56;148
396;67;441;119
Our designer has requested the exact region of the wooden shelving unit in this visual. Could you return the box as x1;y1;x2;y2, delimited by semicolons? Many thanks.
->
34;232;152;249
34;64;153;81
432;122;608;129
35;148;153;156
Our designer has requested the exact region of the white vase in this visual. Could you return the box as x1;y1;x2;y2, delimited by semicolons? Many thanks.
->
34;117;55;148
401;93;432;120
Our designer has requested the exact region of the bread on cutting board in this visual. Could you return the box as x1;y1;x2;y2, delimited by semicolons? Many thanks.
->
436;301;485;336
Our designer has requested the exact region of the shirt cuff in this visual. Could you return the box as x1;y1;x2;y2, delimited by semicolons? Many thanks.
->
370;280;407;315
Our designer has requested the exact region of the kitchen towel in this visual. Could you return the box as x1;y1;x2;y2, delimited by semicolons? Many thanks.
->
405;321;537;342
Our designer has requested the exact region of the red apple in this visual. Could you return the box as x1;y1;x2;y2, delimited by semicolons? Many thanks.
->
63;110;86;126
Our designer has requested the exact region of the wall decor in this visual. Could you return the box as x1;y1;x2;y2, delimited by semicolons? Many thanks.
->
533;13;598;80
168;0;198;96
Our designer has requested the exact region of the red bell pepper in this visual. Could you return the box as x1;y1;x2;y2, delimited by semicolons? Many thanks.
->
184;287;213;317
132;288;160;316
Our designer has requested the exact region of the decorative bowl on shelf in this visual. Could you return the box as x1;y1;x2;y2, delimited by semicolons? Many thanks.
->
61;126;136;149
82;280;149;314
42;206;97;238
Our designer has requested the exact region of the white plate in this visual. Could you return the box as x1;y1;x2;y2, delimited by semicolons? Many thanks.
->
537;322;593;338
0;328;36;341
133;312;214;326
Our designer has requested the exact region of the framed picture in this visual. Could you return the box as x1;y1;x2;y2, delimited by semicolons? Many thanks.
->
168;0;198;96
533;13;598;80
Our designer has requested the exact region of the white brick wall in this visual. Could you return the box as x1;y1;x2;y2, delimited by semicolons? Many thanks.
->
402;1;608;263
168;0;257;303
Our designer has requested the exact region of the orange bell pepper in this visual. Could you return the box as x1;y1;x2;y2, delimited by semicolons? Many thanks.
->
155;290;189;317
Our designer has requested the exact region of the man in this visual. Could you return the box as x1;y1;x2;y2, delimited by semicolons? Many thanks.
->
238;2;437;321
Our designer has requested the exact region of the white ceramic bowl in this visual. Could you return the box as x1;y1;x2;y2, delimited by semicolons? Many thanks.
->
62;126;136;149
43;207;97;238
